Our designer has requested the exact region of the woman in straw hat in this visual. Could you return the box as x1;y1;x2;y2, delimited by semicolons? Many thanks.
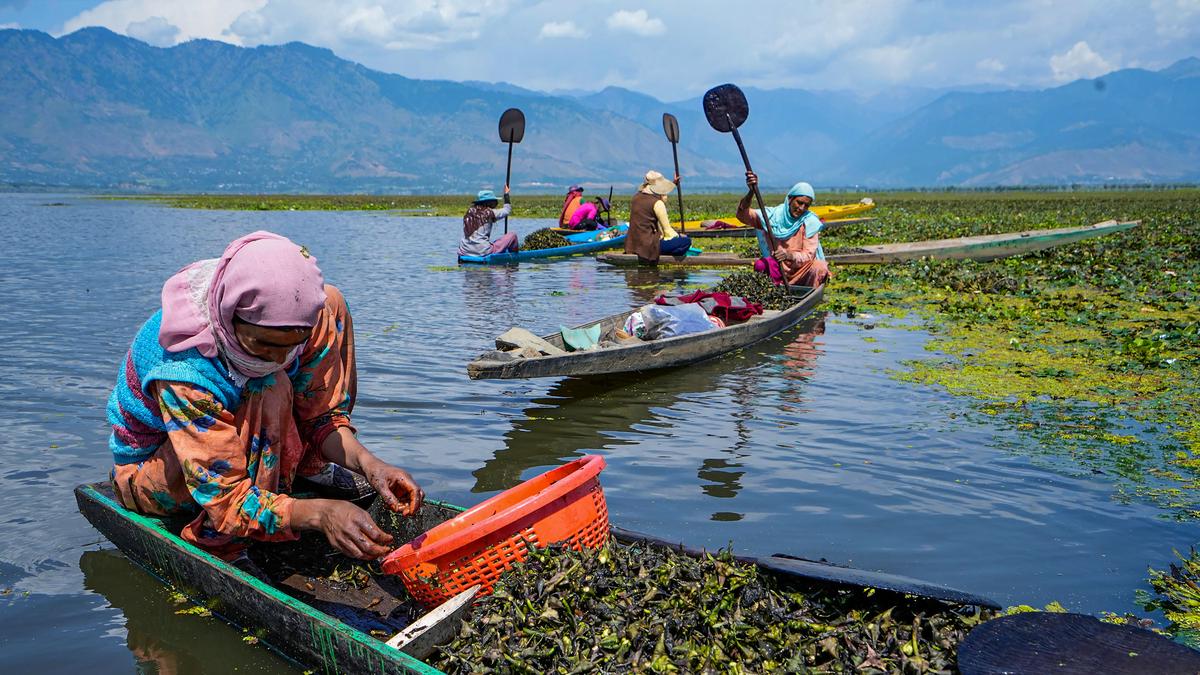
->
459;186;516;257
624;170;692;263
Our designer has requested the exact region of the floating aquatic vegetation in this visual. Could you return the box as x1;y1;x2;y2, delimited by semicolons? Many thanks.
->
1139;547;1200;647
714;270;796;310
809;189;1200;520
523;228;571;251
434;541;990;673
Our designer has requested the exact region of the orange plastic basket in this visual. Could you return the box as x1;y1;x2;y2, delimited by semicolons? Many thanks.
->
381;455;610;608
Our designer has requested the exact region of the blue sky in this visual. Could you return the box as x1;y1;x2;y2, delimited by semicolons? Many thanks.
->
3;1;1199;99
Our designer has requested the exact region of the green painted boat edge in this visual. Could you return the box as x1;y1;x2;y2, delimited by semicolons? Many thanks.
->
76;483;446;675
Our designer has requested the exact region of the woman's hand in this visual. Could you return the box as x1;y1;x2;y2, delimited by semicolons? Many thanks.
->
745;171;758;190
293;499;394;560
772;249;791;264
362;459;425;516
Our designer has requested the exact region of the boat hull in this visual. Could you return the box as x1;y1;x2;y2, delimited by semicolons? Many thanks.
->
75;483;447;675
458;225;627;265
467;285;824;379
77;477;999;672
828;220;1138;264
598;252;754;267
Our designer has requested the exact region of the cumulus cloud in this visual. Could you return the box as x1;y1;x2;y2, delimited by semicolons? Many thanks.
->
606;9;665;36
61;0;266;45
1050;41;1114;81
223;1;516;50
540;20;586;39
125;16;180;46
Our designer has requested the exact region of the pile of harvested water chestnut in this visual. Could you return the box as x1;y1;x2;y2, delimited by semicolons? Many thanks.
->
433;540;993;673
523;228;571;251
714;270;797;310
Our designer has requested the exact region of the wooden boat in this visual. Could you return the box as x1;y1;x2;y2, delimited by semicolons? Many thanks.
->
669;198;876;232
550;223;625;241
467;284;824;379
458;224;627;265
598;251;754;267
76;478;998;674
686;216;877;239
826;220;1139;264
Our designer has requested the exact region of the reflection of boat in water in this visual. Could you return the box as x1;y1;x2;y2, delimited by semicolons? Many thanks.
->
471;315;830;506
79;549;286;674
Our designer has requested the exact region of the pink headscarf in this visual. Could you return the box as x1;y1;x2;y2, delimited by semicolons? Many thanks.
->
159;231;327;360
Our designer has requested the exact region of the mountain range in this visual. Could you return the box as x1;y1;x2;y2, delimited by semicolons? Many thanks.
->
1;27;1197;192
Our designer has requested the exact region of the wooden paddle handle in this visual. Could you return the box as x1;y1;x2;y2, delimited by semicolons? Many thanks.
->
729;120;789;290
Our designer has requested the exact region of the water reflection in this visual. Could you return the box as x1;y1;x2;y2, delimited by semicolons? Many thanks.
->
610;267;697;304
471;315;830;522
80;550;285;675
460;267;519;325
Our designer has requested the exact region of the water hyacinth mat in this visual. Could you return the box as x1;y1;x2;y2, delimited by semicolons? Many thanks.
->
432;540;993;673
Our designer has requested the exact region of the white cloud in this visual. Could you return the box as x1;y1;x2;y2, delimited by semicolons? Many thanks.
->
1050;41;1114;81
539;20;586;39
977;57;1006;73
61;0;266;44
0;22;20;29
1150;0;1200;40
606;9;665;36
125;16;180;46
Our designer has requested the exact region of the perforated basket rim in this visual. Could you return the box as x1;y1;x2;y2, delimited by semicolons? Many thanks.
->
384;455;605;569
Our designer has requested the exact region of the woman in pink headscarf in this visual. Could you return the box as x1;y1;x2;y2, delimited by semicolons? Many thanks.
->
107;231;423;563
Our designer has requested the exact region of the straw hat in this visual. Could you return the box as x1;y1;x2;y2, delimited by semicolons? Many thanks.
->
640;170;675;195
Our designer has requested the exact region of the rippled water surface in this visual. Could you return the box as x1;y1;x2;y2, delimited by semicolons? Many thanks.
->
0;194;1190;672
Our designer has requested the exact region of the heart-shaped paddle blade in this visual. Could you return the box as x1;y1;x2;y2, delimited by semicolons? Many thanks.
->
662;113;680;143
499;108;525;143
702;84;748;133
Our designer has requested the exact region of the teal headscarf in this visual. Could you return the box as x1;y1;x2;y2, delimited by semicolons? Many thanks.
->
756;182;824;259
760;182;819;239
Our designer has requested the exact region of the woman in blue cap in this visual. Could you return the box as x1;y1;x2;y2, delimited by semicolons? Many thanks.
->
459;186;516;257
736;171;829;286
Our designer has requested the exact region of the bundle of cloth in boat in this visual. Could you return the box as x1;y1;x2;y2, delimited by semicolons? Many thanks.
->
627;303;719;340
654;290;764;323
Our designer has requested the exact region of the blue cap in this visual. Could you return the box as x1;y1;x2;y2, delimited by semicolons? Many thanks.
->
474;189;498;203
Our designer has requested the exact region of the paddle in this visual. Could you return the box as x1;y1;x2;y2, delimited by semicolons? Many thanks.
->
957;612;1200;675
662;113;686;233
498;108;525;235
607;185;614;227
702;84;789;291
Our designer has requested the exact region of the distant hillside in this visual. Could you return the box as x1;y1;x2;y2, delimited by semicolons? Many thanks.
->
0;27;741;192
0;27;1196;191
827;57;1200;186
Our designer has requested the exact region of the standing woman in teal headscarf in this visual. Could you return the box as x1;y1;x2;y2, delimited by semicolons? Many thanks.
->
735;171;830;286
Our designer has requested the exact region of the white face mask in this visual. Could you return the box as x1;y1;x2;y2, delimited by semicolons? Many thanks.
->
218;339;302;381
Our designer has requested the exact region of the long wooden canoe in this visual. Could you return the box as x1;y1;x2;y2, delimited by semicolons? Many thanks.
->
670;199;876;231
598;251;755;267
685;215;878;239
77;479;998;673
458;224;627;265
467;285;824;379
826;220;1139;264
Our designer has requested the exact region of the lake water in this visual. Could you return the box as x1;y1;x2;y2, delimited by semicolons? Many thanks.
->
0;193;1191;672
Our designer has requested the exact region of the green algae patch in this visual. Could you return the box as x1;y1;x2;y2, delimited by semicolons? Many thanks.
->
801;189;1200;520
